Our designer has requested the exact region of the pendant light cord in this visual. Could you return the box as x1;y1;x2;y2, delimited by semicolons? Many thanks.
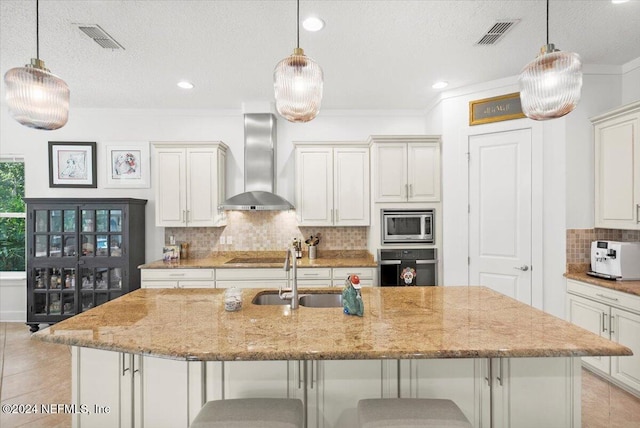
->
545;0;549;45
296;0;300;49
36;0;40;59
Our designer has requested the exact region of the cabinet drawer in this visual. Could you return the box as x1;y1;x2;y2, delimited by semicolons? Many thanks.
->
141;269;215;281
297;268;332;279
333;267;375;280
142;280;179;289
216;280;286;289
332;279;374;287
567;279;640;315
215;268;287;281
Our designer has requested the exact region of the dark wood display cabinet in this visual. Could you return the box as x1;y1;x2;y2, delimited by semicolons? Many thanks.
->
24;198;147;332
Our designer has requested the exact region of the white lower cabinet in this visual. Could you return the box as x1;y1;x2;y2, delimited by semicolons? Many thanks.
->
486;357;580;428
306;360;396;428
567;279;640;395
73;347;203;428
400;357;580;428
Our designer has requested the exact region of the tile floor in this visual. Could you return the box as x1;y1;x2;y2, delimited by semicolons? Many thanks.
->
1;321;640;427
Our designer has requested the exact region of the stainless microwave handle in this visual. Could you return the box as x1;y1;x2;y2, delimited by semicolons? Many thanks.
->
416;260;438;264
379;260;402;265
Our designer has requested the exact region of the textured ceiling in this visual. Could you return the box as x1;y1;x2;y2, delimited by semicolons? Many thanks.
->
1;0;639;111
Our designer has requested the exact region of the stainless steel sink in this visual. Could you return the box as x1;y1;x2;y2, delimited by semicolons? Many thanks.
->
251;291;343;308
251;292;290;305
298;293;343;308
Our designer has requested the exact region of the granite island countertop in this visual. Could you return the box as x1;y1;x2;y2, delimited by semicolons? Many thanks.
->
138;250;377;269
32;286;631;361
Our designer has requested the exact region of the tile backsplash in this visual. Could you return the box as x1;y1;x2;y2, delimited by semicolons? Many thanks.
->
566;228;640;267
165;211;368;258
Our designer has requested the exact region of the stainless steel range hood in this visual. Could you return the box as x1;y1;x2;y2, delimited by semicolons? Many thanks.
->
218;113;294;211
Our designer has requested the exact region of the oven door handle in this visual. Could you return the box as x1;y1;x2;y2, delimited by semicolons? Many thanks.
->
379;260;402;265
415;260;438;264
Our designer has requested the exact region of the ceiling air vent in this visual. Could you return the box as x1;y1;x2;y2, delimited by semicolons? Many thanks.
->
476;19;520;45
75;24;125;50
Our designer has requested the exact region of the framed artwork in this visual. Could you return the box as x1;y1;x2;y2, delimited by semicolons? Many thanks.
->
48;142;97;188
469;92;526;126
103;142;150;188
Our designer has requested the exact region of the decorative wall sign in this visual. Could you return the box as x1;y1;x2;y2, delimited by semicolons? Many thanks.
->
48;142;97;188
469;92;526;126
103;142;150;188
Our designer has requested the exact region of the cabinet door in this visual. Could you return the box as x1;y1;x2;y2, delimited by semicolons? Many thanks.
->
73;347;129;428
334;148;370;226
407;142;441;202
222;361;292;399
594;112;640;229
311;360;389;428
296;148;333;225
492;357;580;428
186;148;220;227
155;149;187;227
567;294;611;372
611;307;640;392
374;143;407;202
139;356;203;428
400;358;481;428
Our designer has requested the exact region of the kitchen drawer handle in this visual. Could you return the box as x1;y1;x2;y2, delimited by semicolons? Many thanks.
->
169;273;186;277
602;312;607;333
596;293;619;302
302;273;320;276
409;184;413;198
610;315;615;335
497;358;503;386
637;204;640;223
122;354;129;376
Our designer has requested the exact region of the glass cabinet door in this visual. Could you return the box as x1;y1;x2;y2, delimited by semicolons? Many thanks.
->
81;209;123;258
80;267;123;312
33;209;77;258
32;267;77;316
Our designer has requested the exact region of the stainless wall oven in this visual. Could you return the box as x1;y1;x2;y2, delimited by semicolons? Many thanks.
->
378;248;438;286
381;209;434;244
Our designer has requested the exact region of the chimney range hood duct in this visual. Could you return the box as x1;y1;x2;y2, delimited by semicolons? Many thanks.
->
218;113;294;211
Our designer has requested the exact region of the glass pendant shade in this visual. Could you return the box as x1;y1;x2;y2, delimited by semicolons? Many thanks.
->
4;59;70;130
274;48;324;123
518;44;582;121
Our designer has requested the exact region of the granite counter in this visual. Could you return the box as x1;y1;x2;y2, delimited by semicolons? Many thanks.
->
32;286;630;361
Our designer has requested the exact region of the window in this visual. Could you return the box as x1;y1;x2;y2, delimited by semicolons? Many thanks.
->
0;157;25;272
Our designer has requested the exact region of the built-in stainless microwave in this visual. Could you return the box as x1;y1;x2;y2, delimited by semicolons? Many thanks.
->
381;209;435;244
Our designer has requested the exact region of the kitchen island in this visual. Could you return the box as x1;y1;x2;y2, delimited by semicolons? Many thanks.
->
33;286;631;428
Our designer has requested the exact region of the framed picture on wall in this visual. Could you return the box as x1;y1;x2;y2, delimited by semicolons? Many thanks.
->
48;142;97;188
103;142;150;188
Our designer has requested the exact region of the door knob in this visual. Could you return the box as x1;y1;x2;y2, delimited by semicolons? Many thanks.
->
514;265;529;271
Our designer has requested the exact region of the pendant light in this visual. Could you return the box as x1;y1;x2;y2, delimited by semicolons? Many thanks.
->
4;0;70;130
518;0;582;121
273;0;324;122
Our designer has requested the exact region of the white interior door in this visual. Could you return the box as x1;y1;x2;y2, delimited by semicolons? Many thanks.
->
469;129;532;304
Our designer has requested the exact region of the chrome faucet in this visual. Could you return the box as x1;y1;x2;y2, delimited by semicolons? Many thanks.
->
282;246;299;309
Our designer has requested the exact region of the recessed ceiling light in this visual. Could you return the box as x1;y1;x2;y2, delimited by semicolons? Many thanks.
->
177;81;194;89
611;0;629;4
302;17;325;32
432;81;449;89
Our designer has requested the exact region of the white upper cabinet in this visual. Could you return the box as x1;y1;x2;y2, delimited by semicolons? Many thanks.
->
295;143;370;226
370;136;441;203
593;101;640;229
152;142;227;227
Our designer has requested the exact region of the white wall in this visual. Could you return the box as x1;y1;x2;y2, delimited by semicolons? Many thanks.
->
622;57;640;105
1;107;426;263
